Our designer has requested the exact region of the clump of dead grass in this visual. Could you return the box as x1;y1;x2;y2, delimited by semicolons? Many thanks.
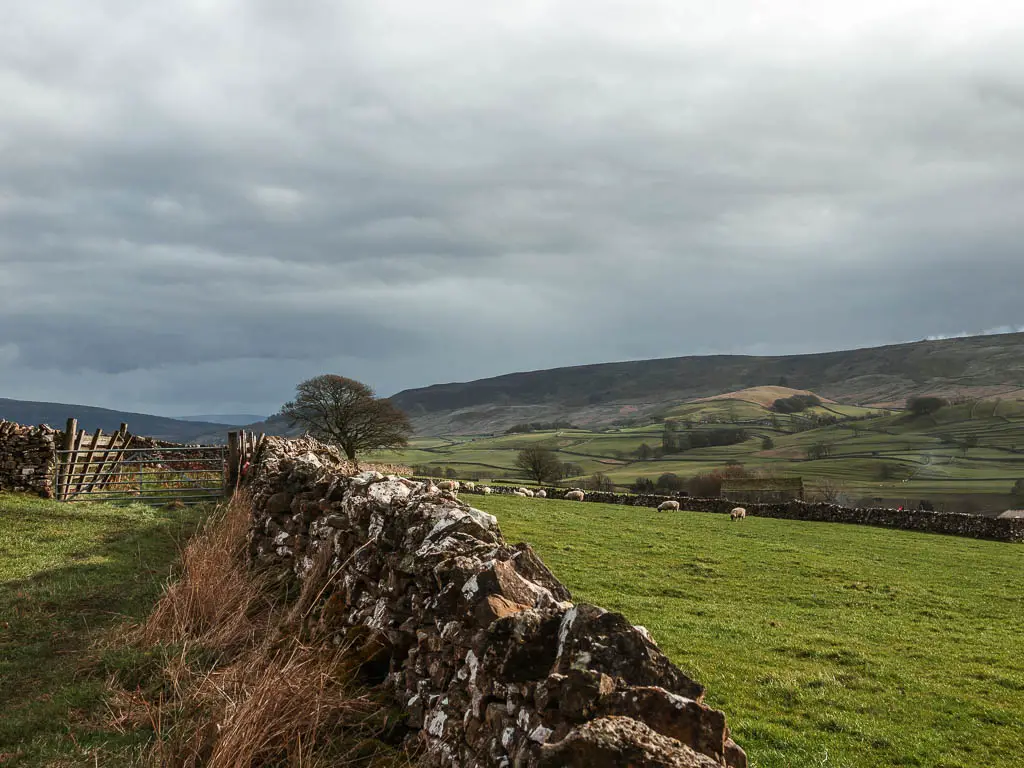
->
107;490;413;767
139;490;270;653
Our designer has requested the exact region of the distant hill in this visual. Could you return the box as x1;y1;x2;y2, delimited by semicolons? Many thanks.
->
177;414;267;426
187;413;301;445
390;333;1024;435
0;399;233;443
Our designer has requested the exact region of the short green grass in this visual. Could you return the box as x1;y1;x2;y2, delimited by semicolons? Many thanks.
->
473;495;1024;768
0;493;204;766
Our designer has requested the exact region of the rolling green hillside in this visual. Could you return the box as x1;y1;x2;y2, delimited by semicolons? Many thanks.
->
389;333;1024;434
370;393;1024;513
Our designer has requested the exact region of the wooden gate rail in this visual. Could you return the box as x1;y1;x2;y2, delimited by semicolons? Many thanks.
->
53;417;227;504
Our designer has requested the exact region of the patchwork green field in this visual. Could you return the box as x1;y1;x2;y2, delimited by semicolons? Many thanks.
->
370;395;1024;511
472;494;1024;768
0;494;203;766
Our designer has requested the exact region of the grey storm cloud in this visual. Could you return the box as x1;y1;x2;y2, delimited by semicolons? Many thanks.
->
2;0;1024;415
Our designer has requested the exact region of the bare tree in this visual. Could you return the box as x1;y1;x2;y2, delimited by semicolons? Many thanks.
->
515;446;563;484
817;479;846;504
585;472;615;491
280;374;412;460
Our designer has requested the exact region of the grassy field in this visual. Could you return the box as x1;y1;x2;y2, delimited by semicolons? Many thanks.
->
0;493;203;766
371;396;1024;511
472;494;1024;768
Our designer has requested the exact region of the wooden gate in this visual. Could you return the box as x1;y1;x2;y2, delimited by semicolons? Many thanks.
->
53;418;227;505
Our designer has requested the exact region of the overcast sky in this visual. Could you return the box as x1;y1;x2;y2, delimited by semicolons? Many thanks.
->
2;1;1023;416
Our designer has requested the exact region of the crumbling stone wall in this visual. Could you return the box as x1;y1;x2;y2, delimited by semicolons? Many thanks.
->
247;437;746;767
0;420;58;497
468;485;1024;543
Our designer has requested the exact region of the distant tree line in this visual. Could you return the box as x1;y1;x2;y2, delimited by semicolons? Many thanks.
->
505;420;579;434
631;464;755;497
661;422;749;454
906;396;948;416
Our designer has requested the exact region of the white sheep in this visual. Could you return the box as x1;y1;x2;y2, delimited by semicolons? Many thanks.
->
657;500;680;511
535;489;547;498
464;481;476;491
481;486;493;495
437;480;460;492
513;490;527;497
730;506;747;521
565;490;585;501
517;487;535;497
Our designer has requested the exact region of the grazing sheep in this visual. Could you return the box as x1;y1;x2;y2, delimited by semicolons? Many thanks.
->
481;486;493;494
437;480;460;492
513;490;527;497
657;500;680;511
517;487;535;497
464;481;476;491
535;489;547;498
730;506;747;521
565;489;585;501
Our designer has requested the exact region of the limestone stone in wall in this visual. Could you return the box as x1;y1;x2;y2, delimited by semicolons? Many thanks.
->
0;420;58;497
247;437;746;768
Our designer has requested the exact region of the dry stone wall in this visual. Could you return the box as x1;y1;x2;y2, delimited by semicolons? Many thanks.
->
466;485;1024;543
0;420;58;497
247;437;746;768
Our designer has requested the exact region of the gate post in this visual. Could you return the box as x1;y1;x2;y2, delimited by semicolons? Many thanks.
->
59;418;77;501
227;431;240;492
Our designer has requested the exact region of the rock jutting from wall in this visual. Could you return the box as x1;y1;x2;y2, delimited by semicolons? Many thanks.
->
247;436;747;767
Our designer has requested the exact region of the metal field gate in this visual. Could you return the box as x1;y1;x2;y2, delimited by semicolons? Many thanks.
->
52;419;227;505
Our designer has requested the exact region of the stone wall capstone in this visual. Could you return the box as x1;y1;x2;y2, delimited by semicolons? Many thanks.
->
246;437;747;767
0;420;58;497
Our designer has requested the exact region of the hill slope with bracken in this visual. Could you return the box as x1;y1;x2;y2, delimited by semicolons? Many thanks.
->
389;333;1024;434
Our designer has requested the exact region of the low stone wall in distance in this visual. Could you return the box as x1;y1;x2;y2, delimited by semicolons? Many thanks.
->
465;484;1024;543
0;420;58;497
247;437;746;767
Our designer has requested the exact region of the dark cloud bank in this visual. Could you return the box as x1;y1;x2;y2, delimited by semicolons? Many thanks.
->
2;1;1023;415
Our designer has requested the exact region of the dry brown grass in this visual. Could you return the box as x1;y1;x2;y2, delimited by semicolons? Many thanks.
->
139;490;270;653
109;490;414;767
691;385;835;407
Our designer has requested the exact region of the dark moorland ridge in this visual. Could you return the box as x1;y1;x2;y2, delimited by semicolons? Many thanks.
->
0;398;233;443
387;332;1024;434
4;333;1024;441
